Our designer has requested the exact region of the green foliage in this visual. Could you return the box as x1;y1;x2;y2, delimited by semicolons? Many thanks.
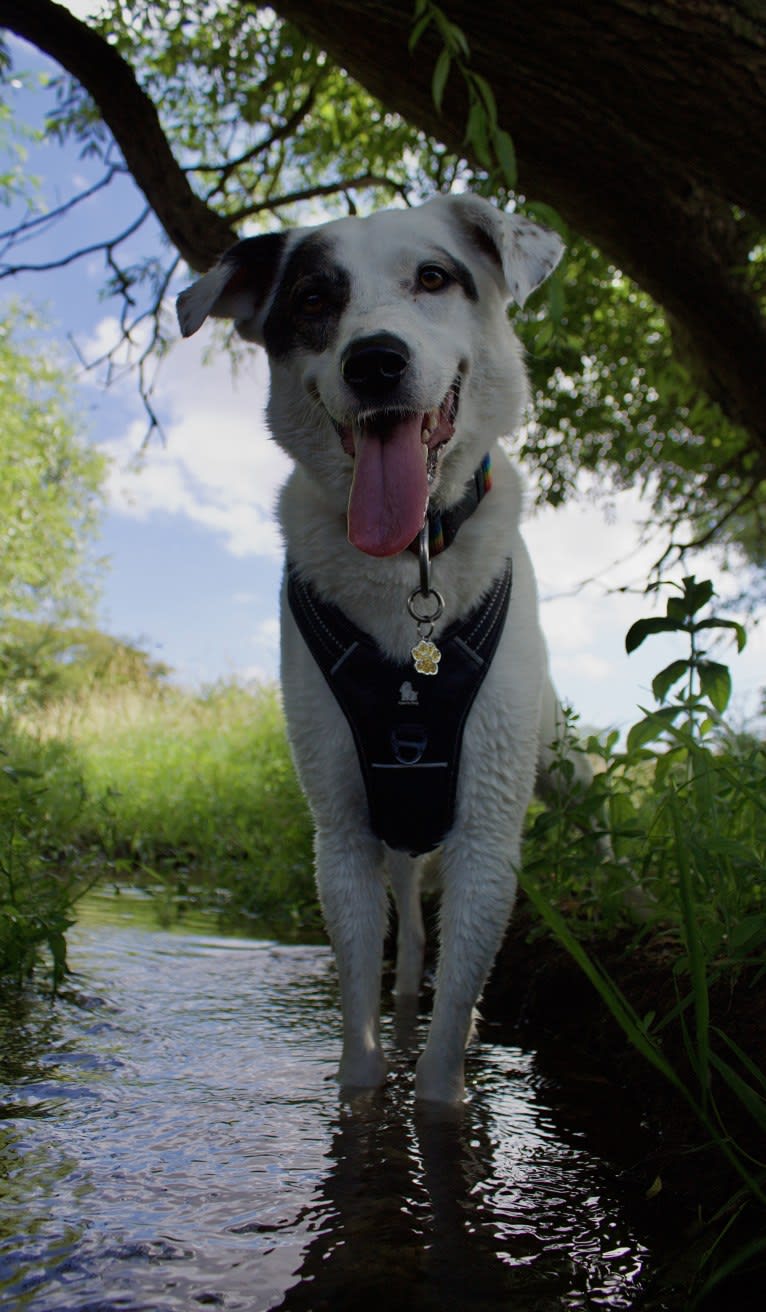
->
48;1;436;217
0;620;170;709
0;72;44;209
516;239;765;566
625;575;747;747
0;675;318;985
410;0;516;190
0;307;105;624
523;579;766;1300
0;731;95;989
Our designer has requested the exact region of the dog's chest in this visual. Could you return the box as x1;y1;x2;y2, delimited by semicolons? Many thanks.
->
286;562;512;853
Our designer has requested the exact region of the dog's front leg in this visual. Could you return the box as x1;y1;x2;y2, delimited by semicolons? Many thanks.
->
315;828;389;1090
386;848;425;999
415;839;520;1103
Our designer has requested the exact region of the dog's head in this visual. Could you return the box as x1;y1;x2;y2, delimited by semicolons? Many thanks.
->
178;194;563;557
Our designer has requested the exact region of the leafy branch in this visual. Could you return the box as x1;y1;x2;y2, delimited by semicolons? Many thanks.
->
625;575;747;750
409;0;517;190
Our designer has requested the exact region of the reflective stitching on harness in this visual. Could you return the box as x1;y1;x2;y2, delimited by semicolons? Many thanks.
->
287;559;512;855
302;585;346;659
464;570;504;649
330;642;358;676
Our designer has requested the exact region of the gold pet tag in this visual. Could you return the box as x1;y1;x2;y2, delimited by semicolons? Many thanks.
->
411;634;442;676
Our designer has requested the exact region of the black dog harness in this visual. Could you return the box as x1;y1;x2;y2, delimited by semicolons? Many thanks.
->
287;555;512;855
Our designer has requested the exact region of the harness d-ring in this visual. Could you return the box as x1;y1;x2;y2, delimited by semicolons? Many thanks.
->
407;587;445;625
408;522;444;625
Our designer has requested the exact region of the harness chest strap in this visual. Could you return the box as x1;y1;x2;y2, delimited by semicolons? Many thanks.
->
286;558;512;855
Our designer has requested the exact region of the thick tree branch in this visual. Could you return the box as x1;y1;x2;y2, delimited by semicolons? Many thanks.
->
269;0;766;460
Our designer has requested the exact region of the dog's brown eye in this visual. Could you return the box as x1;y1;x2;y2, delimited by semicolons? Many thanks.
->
297;290;327;317
418;265;449;292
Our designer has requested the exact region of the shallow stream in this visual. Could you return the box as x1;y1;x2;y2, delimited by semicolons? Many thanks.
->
0;892;666;1310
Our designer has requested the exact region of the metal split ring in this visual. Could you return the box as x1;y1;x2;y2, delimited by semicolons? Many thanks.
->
407;586;445;625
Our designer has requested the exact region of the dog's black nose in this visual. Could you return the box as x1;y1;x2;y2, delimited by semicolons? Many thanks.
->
341;333;410;399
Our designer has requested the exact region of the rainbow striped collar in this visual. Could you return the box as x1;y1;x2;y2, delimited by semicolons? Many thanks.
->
408;452;493;558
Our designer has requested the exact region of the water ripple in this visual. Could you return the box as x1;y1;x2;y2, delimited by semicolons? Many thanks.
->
0;898;661;1310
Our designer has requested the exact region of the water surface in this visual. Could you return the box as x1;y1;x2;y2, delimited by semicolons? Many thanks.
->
0;892;660;1310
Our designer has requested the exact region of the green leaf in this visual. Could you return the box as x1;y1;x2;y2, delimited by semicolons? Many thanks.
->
666;596;688;622
709;1051;766;1133
680;576;715;616
727;915;766;956
653;744;686;786
533;319;555;351
444;20;470;58
431;47;452;113
697;659;732;713
694;617;747;652
626;705;682;752
713;1027;766;1094
465;101;492;167
546;268;565;323
625;616;685;654
408;11;433;52
470;72;499;128
493;127;517;189
651;658;689;704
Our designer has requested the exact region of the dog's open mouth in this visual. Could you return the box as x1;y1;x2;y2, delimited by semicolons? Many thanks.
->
338;379;460;558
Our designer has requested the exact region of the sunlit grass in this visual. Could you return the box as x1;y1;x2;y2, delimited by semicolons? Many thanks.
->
2;682;317;974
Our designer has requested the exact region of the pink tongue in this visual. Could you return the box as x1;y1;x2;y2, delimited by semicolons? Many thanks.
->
347;414;429;557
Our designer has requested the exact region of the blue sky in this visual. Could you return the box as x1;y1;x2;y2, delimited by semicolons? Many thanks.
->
2;12;763;734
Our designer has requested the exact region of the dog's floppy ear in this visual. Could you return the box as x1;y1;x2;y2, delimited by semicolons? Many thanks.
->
176;232;288;342
442;193;564;307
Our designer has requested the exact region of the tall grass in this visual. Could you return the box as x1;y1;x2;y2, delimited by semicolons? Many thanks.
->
521;577;766;1303
1;682;317;984
41;681;316;927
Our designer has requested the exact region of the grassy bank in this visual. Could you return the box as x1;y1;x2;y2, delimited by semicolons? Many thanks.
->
1;682;317;978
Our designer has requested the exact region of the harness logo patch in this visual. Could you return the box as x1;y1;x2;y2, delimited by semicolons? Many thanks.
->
398;681;419;706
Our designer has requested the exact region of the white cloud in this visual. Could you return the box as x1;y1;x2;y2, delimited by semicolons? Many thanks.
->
92;321;292;560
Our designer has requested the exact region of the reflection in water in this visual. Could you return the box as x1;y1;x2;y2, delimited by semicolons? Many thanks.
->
0;894;657;1310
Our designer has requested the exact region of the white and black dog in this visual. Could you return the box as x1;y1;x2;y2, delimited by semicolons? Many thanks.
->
178;193;582;1103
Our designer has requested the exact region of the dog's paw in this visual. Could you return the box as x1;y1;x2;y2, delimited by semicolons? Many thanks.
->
337;1046;387;1091
414;1053;465;1105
